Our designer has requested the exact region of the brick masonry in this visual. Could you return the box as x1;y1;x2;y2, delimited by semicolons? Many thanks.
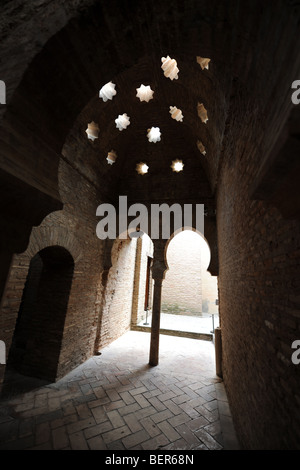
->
1;160;105;386
0;0;300;451
217;115;300;449
98;237;137;348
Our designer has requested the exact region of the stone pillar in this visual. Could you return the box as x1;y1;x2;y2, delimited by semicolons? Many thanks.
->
149;240;167;366
149;278;163;366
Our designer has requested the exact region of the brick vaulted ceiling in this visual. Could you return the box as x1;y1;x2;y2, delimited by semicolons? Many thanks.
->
0;0;300;212
63;54;219;205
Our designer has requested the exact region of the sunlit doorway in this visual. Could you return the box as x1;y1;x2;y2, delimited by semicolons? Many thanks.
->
161;230;219;339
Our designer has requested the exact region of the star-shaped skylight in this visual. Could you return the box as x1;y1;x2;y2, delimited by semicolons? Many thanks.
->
136;84;154;102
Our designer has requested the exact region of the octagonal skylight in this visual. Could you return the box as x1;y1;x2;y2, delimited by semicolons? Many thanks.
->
171;159;184;172
147;127;161;143
169;106;184;122
136;162;149;175
85;121;99;141
161;56;179;80
197;103;208;124
106;150;117;165
115;113;130;131
136;84;154;102
197;140;206;156
99;81;117;102
196;57;211;70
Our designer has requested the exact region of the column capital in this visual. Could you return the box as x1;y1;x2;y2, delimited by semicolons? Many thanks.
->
151;260;167;281
151;239;168;280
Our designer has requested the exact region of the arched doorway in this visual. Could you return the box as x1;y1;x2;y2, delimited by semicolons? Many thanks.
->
162;230;219;337
96;231;154;351
131;232;154;328
5;246;74;388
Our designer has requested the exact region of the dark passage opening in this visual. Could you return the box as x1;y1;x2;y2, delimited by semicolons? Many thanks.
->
2;246;74;397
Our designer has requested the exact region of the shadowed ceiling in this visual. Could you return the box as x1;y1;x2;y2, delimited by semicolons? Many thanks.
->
64;53;223;205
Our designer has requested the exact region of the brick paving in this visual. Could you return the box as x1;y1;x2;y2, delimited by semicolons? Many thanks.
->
0;331;239;450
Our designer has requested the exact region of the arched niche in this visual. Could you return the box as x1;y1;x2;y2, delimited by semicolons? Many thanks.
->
6;246;74;384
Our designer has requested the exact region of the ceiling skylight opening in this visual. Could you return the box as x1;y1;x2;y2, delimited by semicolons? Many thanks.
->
115;113;130;131
85;121;99;141
147;127;161;143
171;159;184;172
136;84;154;102
161;56;179;80
169;106;184;122
197;140;206;156
136;162;149;175
99;81;117;102
197;103;208;124
106;150;117;165
196;57;211;70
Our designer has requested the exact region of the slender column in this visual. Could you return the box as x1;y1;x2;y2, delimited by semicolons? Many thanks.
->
148;239;167;367
149;278;163;366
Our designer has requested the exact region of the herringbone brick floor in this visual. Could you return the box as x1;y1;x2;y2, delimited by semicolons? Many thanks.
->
0;331;239;450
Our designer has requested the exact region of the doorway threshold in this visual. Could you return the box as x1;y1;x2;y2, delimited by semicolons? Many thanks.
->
132;311;216;341
131;324;213;341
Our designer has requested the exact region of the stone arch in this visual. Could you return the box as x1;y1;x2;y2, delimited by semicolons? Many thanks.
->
95;231;151;352
163;228;218;317
164;223;218;276
0;222;82;391
130;232;154;327
26;222;82;264
101;227;153;271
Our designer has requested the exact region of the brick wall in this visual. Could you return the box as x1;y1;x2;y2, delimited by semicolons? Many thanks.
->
217;145;300;449
0;159;105;386
98;237;137;349
201;240;219;315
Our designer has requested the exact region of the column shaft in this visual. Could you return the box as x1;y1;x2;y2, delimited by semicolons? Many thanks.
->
149;278;163;366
